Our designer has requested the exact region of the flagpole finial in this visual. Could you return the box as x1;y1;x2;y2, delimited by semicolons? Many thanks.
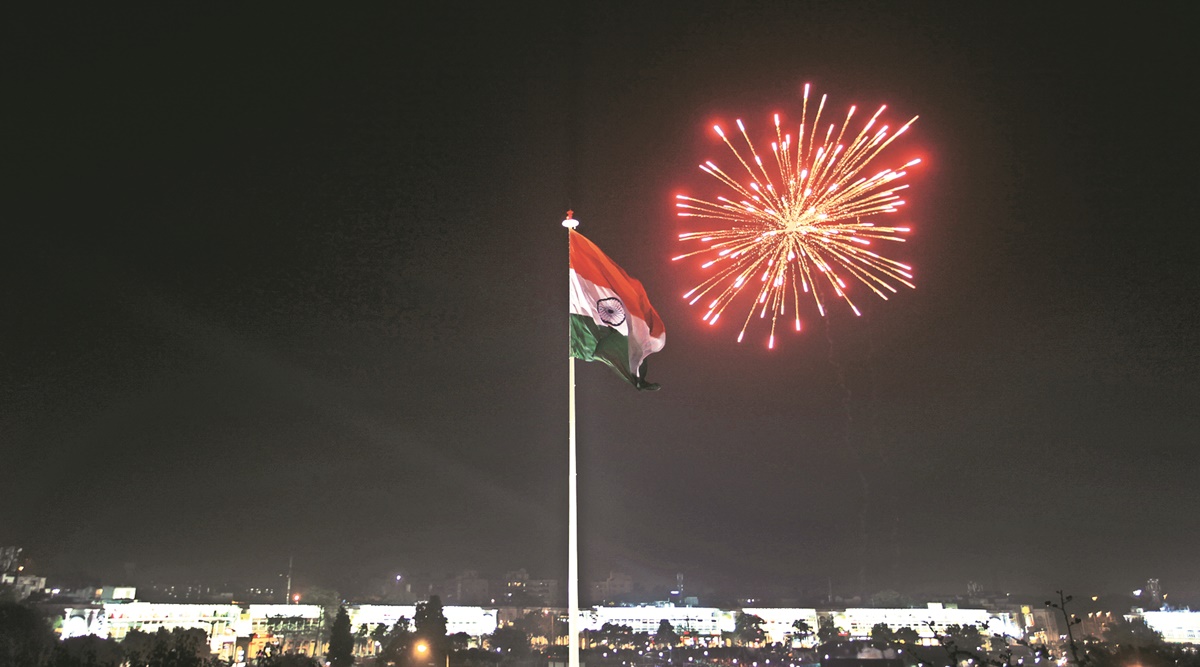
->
562;210;579;229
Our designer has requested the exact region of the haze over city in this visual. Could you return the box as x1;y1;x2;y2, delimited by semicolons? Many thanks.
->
5;3;1197;608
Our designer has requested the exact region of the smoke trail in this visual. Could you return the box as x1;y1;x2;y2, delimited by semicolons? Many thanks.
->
821;315;870;597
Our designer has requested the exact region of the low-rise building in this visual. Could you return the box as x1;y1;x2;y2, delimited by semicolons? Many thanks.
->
64;602;247;660
348;604;498;639
740;608;818;644
0;573;46;600
583;604;732;643
1138;610;1200;644
838;604;1022;642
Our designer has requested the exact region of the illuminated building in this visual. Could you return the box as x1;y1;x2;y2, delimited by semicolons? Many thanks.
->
1137;610;1200;644
57;601;498;662
840;605;1021;643
738;604;1020;646
583;605;732;642
740;608;818;645
348;604;498;639
65;602;248;660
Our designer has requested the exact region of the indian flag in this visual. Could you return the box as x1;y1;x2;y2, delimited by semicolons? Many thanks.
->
569;229;666;390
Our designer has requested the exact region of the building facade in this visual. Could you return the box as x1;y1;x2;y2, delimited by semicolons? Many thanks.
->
1138;610;1200;644
583;604;733;641
52;597;1199;663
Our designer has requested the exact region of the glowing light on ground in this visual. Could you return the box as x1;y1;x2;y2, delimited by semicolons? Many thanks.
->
674;84;921;346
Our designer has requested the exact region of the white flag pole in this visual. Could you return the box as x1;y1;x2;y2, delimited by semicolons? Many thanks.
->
562;211;581;667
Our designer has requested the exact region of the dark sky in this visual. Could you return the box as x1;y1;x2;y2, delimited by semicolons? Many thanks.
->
6;4;1198;604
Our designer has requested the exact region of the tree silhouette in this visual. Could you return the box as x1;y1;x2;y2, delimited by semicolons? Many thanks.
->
655;619;680;647
893;627;920;644
918;618;1050;667
487;626;530;656
0;602;56;667
54;635;124;667
415;596;449;653
376;617;415;667
1101;616;1161;649
816;616;842;645
121;627;216;667
870;622;896;649
735;613;765;646
790;619;814;647
327;606;354;667
1046;590;1085;666
943;624;984;654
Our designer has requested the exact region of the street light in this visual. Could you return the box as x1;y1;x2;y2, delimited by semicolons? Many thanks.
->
415;641;449;667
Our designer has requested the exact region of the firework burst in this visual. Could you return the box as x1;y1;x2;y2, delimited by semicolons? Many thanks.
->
674;84;921;348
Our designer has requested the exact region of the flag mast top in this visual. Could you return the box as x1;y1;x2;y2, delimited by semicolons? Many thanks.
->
563;210;579;229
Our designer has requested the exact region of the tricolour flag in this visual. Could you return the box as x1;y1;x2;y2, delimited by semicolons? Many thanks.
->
569;229;666;390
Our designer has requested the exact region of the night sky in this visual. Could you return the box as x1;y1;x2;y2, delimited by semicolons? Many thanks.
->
6;4;1198;604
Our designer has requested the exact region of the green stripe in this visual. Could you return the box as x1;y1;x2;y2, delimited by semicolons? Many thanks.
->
569;314;660;391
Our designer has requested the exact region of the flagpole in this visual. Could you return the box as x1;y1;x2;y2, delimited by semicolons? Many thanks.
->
562;211;581;667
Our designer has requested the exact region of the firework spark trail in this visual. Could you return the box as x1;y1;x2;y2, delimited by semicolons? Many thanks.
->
674;84;921;347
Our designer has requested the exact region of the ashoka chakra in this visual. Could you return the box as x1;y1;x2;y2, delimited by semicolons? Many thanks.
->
596;297;626;326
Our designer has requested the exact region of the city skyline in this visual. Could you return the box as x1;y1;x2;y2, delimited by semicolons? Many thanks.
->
5;4;1197;605
14;550;1190;616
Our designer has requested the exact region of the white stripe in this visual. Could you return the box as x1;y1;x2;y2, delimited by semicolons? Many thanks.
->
569;268;629;337
570;269;665;374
